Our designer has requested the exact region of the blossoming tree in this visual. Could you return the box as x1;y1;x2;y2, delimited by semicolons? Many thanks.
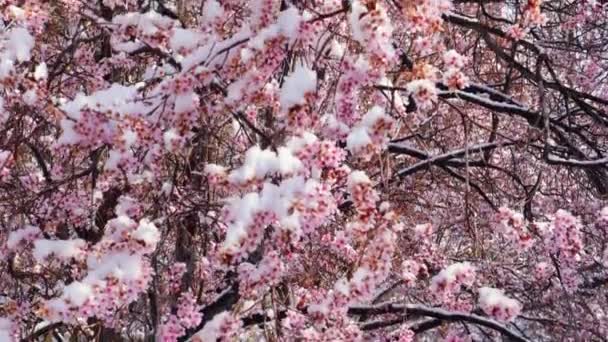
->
1;0;607;341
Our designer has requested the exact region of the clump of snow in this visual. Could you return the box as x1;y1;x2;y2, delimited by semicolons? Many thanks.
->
163;128;181;152
57;119;80;145
346;106;394;156
34;63;48;80
348;0;367;43
174;91;199;113
7;225;41;249
7;27;35;62
0;59;14;80
131;219;161;251
406;79;437;109
279;65;317;112
346;126;372;154
478;287;522;322
202;0;224;24
277;7;302;43
22;89;37;105
430;262;476;295
8;5;26;20
62;282;93;306
226;145;303;184
0;318;13;342
33;239;86;262
113;11;174;36
170;28;201;52
347;170;371;190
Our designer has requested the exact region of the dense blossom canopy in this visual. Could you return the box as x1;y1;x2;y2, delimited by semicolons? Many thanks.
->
0;0;607;341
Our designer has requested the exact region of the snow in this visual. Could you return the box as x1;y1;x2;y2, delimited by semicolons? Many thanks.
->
33;238;86;261
60;84;139;120
105;149;122;171
220;175;332;259
111;39;144;53
113;11;174;36
227;145;304;184
0;318;12;342
85;252;145;282
202;0;224;24
181;26;251;71
0;59;14;80
170;28;201;52
8;5;25;20
226;78;247;104
322;114;350;137
349;0;367;43
174;91;199;113
346;106;394;155
348;170;371;189
277;7;302;44
277;147;303;175
406;79;437;99
34;63;48;80
285;132;318;152
346;126;372;154
546;155;608;166
204;163;226;176
329;40;345;58
347;0;394;59
430;262;476;294
7;27;35;62
57;119;80;145
131;219;160;248
62;282;93;306
163;128;180;152
122;129;138;147
22;89;37;105
478;287;522;322
7;225;40;249
279;65;317;111
361;106;392;128
192;311;234;341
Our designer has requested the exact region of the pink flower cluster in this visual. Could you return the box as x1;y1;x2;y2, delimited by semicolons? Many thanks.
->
158;291;203;341
495;207;534;249
442;50;469;90
238;250;285;298
549;209;583;263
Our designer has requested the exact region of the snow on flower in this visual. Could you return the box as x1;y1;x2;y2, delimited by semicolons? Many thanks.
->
348;0;395;62
191;312;241;342
406;79;437;109
34;63;48;80
6;225;41;249
33;239;86;262
495;207;534;249
346;106;394;157
478;287;522;322
7;28;35;62
201;0;224;25
279;64;317;112
443;50;466;69
430;262;476;296
0;318;14;342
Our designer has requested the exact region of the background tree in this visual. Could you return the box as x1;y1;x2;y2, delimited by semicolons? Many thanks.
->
0;0;607;341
